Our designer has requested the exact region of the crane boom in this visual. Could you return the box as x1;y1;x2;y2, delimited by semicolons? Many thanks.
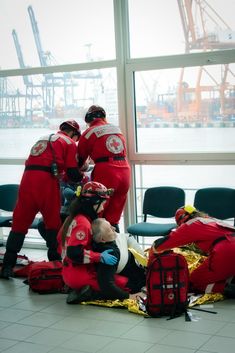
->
177;0;235;51
27;5;49;66
12;29;31;85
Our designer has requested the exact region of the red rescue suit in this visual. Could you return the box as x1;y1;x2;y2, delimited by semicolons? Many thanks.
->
153;217;235;294
58;214;128;291
12;131;79;234
77;119;131;225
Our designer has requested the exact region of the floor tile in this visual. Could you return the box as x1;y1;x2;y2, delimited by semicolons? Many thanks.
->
19;311;66;328
145;344;196;353
0;323;43;340
25;327;76;347
0;308;34;323
60;332;114;352
121;325;171;343
214;322;235;338
1;248;235;353
98;337;153;353
200;335;235;353
158;331;211;349
1;342;52;353
0;338;17;352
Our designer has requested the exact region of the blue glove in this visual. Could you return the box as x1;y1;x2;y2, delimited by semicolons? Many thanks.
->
100;249;118;266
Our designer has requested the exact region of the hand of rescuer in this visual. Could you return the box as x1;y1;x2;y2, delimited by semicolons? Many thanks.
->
100;249;118;266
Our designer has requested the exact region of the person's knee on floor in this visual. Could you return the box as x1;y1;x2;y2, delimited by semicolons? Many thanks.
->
66;285;102;304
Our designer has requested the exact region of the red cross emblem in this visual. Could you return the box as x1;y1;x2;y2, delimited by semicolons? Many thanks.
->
30;140;47;156
106;135;124;154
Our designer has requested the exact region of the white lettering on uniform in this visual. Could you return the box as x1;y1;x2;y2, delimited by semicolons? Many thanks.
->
85;124;122;139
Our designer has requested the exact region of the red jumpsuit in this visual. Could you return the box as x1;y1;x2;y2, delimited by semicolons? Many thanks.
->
12;131;79;234
58;214;128;291
154;217;235;294
77;119;131;226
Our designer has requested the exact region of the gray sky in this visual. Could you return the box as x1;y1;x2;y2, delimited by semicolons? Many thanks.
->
1;0;234;70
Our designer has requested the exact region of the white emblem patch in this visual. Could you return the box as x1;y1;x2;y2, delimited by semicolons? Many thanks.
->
75;231;86;240
106;135;124;154
30;140;48;156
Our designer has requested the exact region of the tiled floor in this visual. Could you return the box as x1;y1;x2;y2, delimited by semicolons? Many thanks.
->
0;248;235;353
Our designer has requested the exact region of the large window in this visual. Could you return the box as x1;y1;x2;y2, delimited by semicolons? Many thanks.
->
0;68;117;158
0;0;115;69
128;0;235;57
1;0;235;238
134;64;235;153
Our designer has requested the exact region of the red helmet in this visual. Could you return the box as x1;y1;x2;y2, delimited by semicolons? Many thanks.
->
175;205;196;226
81;181;113;199
59;120;81;137
85;105;106;123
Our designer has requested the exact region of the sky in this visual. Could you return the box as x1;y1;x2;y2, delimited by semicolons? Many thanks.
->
1;0;234;70
0;0;116;69
0;0;234;107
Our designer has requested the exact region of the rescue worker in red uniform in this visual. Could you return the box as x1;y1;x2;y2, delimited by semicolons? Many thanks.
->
58;181;133;304
77;105;131;233
0;120;83;279
152;205;235;297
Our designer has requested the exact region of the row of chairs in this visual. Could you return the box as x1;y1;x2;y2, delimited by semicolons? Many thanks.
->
0;184;39;231
127;186;235;240
1;184;235;241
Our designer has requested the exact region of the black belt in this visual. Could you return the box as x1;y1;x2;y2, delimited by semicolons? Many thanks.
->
212;233;235;247
25;165;52;173
95;156;125;163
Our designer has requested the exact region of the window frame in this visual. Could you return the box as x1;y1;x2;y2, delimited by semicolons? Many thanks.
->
0;0;235;230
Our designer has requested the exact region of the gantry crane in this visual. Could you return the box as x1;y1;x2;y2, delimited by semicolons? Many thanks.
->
0;77;25;127
27;5;102;119
12;29;44;123
176;0;235;122
27;5;76;117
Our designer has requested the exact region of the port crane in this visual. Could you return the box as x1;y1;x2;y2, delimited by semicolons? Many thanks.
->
27;5;102;119
27;5;77;117
0;77;25;127
12;29;44;123
176;0;235;122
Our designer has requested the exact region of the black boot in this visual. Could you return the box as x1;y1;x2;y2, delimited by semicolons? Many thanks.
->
66;285;93;304
224;283;235;298
66;285;102;304
0;231;25;279
43;229;61;261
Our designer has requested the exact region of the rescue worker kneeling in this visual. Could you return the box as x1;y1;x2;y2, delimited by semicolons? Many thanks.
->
57;181;142;304
152;205;235;298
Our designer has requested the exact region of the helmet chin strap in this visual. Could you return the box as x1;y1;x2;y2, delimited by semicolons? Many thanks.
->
94;199;103;214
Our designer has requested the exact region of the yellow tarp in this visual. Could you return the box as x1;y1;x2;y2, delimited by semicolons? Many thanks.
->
82;247;224;315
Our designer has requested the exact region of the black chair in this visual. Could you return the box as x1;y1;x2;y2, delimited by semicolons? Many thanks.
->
0;184;39;229
127;186;185;240
0;184;19;227
193;187;235;225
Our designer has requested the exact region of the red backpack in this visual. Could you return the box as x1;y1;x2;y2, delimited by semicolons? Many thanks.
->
25;260;68;294
145;250;190;319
